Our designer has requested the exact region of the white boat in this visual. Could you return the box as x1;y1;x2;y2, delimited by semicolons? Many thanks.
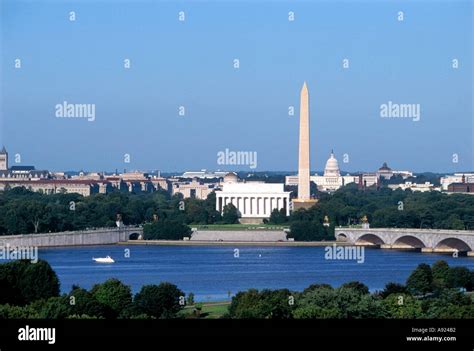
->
92;255;115;263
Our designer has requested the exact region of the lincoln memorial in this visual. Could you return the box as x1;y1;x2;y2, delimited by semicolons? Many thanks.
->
215;176;291;223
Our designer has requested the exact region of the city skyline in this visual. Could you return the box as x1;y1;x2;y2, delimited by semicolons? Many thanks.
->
0;144;472;175
1;0;472;173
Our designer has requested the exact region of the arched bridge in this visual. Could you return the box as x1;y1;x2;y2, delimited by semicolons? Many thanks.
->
335;228;474;256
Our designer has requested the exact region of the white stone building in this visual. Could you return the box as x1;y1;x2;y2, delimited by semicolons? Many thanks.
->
388;182;440;192
312;151;356;192
285;151;356;192
376;162;413;180
215;173;291;223
181;169;228;179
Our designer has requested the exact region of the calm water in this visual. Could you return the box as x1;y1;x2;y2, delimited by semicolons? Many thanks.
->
38;245;474;302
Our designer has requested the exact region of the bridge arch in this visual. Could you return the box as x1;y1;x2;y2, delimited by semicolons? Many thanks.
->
355;234;385;246
434;238;472;252
336;233;348;242
392;235;426;249
128;232;141;240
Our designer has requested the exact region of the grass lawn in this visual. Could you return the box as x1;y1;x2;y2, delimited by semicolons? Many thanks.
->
181;301;230;319
191;223;289;231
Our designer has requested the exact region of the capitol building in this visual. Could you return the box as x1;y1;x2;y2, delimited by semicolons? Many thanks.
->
311;151;356;192
286;150;358;192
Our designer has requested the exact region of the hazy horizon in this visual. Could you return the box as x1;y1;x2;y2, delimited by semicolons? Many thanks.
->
17;164;473;176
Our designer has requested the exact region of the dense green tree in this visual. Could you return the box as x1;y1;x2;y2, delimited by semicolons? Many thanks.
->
382;294;423;318
431;304;474;318
423;289;474;318
184;193;221;224
187;292;195;306
91;279;132;318
227;289;294;319
432;260;450;290
116;304;146;319
134;282;184;318
184;198;211;224
293;285;387;319
379;282;407;298
0;260;59;305
68;286;108;318
340;281;369;295
289;221;330;241
447;266;473;291
302;283;333;294
29;296;72;319
406;263;433;296
292;304;340;319
260;289;294;319
20;260;60;303
269;208;288;225
143;220;192;240
0;304;40;319
222;203;239;224
0;268;23;305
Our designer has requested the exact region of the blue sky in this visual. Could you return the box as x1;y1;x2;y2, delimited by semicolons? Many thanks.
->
1;0;472;173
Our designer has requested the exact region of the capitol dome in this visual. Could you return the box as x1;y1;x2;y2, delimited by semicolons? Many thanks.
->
323;151;340;177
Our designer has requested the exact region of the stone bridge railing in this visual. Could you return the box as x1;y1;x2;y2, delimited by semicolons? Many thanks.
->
334;227;474;256
0;226;143;248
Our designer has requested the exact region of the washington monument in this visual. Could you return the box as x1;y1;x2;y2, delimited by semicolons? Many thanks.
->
293;82;317;209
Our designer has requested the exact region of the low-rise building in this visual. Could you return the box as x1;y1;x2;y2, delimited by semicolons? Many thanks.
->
0;180;100;196
172;178;216;199
181;169;228;179
447;183;474;194
388;181;440;192
0;165;50;180
441;173;474;190
71;172;104;181
376;162;413;180
150;176;169;191
355;173;378;188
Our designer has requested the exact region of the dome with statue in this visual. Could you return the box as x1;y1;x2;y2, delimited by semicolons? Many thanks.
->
323;150;340;177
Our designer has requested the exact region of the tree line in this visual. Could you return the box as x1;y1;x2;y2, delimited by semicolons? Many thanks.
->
1;184;473;241
0;187;222;236
0;260;185;319
227;260;474;319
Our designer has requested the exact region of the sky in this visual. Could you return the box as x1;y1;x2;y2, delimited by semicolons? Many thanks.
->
0;0;472;173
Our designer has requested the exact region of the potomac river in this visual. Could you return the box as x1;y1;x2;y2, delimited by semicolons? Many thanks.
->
39;245;474;302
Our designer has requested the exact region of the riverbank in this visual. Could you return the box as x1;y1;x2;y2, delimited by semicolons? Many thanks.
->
118;240;351;247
